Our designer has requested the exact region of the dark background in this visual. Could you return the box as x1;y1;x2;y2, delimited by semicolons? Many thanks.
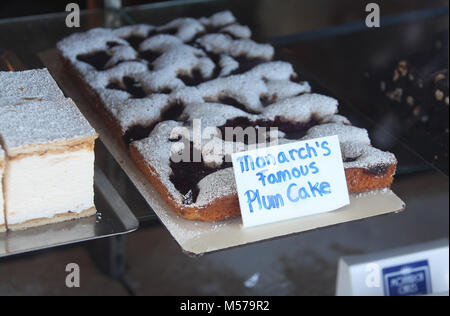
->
0;0;175;19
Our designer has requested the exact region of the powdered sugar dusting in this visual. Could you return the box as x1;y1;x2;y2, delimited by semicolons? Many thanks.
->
197;34;274;60
157;18;205;42
0;98;96;152
132;121;185;205
112;94;170;132
220;24;252;39
341;142;397;169
113;24;154;38
304;123;371;145
182;102;255;128
199;11;236;28
263;93;337;121
218;55;239;76
197;62;298;112
265;80;311;100
0;69;64;101
196;168;236;205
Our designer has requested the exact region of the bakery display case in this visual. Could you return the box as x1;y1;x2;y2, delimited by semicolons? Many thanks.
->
0;0;448;296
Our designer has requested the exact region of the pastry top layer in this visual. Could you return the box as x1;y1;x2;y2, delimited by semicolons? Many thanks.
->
0;69;64;101
57;11;302;134
0;98;97;157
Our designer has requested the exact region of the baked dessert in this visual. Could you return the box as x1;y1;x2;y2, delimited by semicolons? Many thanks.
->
58;11;397;222
0;68;64;101
0;70;98;231
0;148;5;232
0;98;97;231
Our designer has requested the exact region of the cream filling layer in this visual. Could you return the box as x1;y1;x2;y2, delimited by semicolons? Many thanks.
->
5;150;94;225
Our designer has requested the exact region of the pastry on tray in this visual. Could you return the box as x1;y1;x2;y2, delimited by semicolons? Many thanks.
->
0;70;98;231
57;11;397;222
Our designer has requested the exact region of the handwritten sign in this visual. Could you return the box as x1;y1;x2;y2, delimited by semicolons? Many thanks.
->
231;135;350;228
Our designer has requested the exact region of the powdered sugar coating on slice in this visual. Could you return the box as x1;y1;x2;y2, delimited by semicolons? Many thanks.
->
181;102;256;128
196;61;298;112
196;34;274;60
140;34;215;78
104;45;139;69
57;28;131;74
265;80;311;101
0;98;97;153
199;11;236;29
0;69;64;101
131;121;186;205
340;142;397;170
196;168;236;205
218;55;239;76
113;24;155;38
263;93;337;121
304;123;371;145
220;24;252;39
320;114;351;125
110;94;171;133
157;18;205;42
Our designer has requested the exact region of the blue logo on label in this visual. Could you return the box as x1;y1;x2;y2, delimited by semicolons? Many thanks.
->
383;260;432;296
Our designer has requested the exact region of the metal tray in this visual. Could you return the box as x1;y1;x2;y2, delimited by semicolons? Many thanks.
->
0;164;139;258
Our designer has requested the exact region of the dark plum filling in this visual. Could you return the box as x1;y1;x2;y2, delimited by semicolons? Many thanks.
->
169;143;232;205
123;101;185;145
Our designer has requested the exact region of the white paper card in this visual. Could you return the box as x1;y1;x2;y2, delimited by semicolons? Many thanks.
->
232;135;350;228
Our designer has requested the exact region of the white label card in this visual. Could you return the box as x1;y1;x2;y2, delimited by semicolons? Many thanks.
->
231;135;350;228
